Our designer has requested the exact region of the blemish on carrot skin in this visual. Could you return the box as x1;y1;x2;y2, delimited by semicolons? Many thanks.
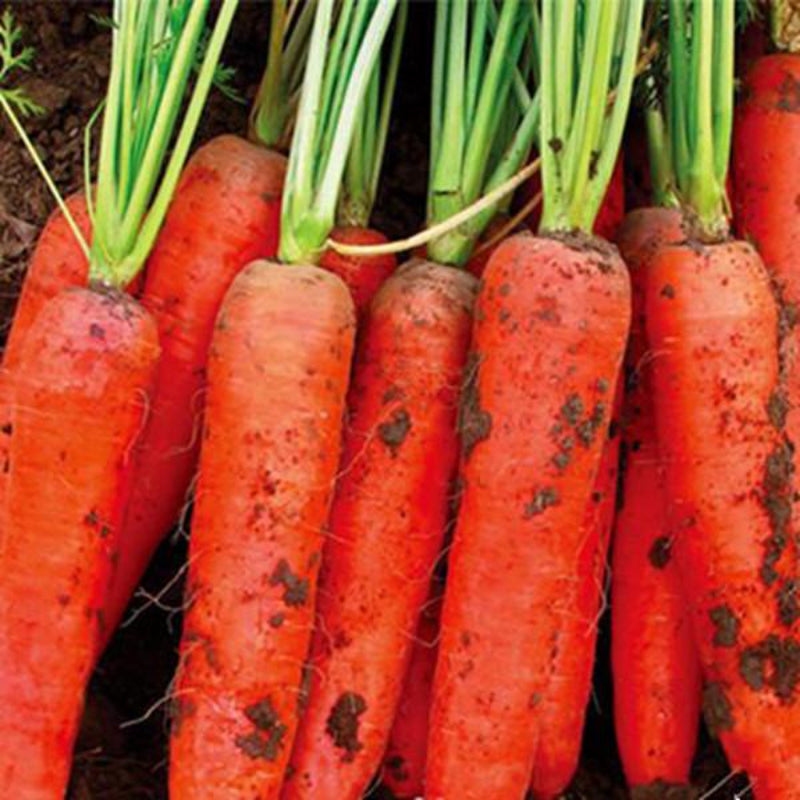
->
709;605;740;648
760;439;794;586
269;558;310;607
459;352;492;459
524;487;560;518
378;408;412;452
169;696;197;738
739;635;800;701
89;323;106;340
778;579;799;627
648;536;672;569
234;698;287;761
326;692;368;762
702;682;735;734
767;390;789;430
660;284;676;299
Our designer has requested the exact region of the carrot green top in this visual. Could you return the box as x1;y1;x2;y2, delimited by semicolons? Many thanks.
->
426;0;540;267
655;0;734;241
539;0;644;235
248;0;317;153
278;0;406;265
0;0;239;289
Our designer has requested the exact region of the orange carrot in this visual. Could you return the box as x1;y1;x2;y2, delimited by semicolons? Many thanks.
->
0;288;159;796
100;135;286;647
529;383;622;799
282;261;475;799
169;262;355;799
646;239;800;797
318;227;396;318
380;581;443;799
612;207;702;791
427;232;631;799
733;53;800;539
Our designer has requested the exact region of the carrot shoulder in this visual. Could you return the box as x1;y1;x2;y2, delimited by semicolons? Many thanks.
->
283;260;474;800
427;232;630;799
646;239;800;797
612;207;701;790
0;287;159;796
169;261;355;799
100;135;287;647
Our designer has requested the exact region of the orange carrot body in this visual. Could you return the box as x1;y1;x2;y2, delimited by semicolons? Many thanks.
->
169;261;355;799
282;261;475;800
529;386;621;799
319;227;396;317
100;135;287;648
381;583;443;799
733;54;800;541
427;232;630;799
646;239;800;798
0;288;159;797
612;208;702;790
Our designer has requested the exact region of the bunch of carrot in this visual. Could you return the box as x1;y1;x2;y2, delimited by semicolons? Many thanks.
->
3;1;800;798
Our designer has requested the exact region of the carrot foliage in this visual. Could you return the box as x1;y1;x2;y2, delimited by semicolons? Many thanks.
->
539;0;644;234
426;0;539;267
279;0;406;265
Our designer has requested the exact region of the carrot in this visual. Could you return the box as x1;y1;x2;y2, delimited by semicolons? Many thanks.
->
733;51;800;539
644;4;800;795
0;288;159;796
282;261;475;799
529;384;622;800
170;3;400;794
0;3;239;792
100;134;287;646
319;227;396;318
646;239;800;796
612;207;702;791
380;581;443;799
169;261;355;799
427;2;643;794
0;191;92;512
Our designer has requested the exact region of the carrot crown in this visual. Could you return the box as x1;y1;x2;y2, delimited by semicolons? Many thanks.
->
279;0;406;265
539;0;644;235
248;0;317;153
426;0;540;267
660;0;734;240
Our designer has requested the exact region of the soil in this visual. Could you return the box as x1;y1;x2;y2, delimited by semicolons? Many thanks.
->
0;3;748;798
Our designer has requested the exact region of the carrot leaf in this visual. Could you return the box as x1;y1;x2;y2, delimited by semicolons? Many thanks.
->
539;0;645;234
279;0;404;265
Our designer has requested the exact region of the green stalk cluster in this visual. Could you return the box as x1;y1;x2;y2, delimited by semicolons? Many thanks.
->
427;0;539;267
279;0;405;265
643;0;733;237
539;0;645;234
91;0;240;286
248;0;318;152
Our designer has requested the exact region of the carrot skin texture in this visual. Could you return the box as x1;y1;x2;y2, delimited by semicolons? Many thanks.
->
381;583;443;799
318;227;396;318
427;232;631;800
645;240;800;797
612;208;702;789
0;288;159;797
733;54;800;540
100;135;287;648
169;261;355;800
529;384;622;800
282;261;475;800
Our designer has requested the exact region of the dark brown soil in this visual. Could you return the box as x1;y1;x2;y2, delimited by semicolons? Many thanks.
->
0;3;749;799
